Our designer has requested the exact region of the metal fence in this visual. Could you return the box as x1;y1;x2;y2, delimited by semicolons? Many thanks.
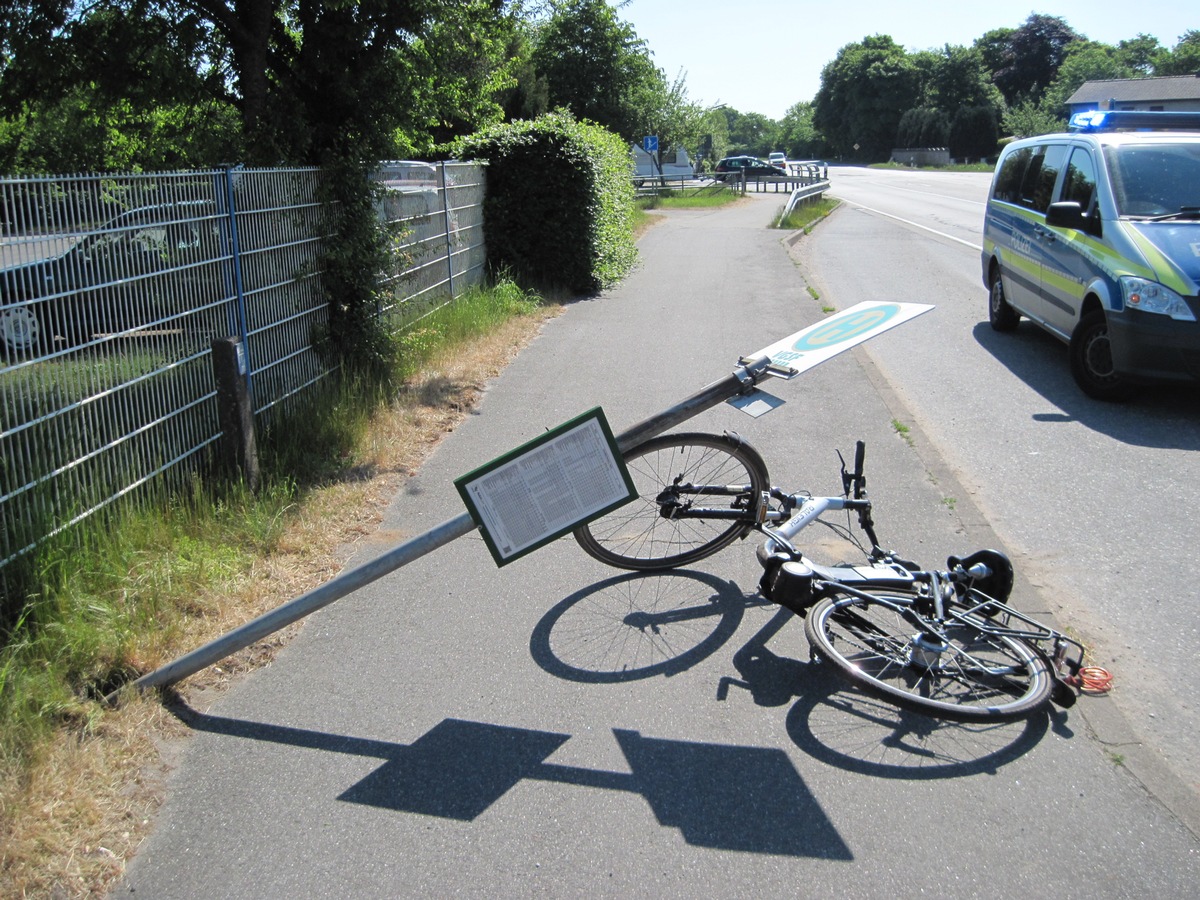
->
0;161;486;589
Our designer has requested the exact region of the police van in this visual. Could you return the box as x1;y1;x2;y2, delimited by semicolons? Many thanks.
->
981;110;1200;400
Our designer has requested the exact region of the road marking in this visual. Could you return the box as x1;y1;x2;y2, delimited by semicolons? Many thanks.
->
874;183;987;207
851;204;982;251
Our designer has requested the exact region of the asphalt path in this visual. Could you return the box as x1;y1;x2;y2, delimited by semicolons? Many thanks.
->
811;165;1200;820
119;189;1200;897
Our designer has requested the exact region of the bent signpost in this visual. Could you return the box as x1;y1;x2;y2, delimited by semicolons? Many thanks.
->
111;302;932;701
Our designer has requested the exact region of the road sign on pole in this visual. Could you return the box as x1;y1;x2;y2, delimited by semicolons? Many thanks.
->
643;135;658;153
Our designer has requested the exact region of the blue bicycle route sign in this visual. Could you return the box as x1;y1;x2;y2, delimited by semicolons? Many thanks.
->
751;301;933;377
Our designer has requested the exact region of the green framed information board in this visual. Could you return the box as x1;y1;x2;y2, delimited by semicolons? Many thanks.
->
455;408;637;566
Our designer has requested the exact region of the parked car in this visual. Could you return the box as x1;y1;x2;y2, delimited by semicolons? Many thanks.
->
1;201;223;356
981;110;1200;400
713;156;785;182
768;152;788;170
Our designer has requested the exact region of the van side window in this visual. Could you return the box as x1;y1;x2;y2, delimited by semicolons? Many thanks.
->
1062;148;1097;211
992;148;1031;203
1019;144;1068;213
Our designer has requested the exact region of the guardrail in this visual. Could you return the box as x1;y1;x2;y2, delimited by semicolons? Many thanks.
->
725;165;827;193
778;181;832;224
634;165;829;198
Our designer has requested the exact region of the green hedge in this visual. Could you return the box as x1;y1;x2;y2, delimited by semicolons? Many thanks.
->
453;111;637;294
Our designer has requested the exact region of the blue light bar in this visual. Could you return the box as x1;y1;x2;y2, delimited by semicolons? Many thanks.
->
1069;110;1200;133
1069;111;1110;131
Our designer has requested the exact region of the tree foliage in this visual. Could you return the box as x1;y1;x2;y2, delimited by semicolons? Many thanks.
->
0;1;522;170
530;0;665;144
991;14;1082;106
1154;31;1200;76
778;102;822;160
813;35;920;159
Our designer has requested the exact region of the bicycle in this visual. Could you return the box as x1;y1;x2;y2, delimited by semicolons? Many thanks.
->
573;431;1102;723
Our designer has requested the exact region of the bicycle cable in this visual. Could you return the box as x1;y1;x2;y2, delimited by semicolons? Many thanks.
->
1065;665;1114;694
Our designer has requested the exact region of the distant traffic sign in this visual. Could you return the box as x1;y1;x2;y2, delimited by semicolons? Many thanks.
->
643;135;658;153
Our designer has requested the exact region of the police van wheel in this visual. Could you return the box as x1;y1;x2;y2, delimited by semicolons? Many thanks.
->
988;270;1019;332
1070;311;1135;401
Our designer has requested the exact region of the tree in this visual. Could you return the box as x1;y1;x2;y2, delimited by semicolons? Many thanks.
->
725;110;779;157
648;71;709;161
896;107;949;148
696;105;730;167
778;101;823;159
392;2;524;157
2;1;522;168
924;44;1004;113
1040;42;1134;116
991;14;1082;106
1116;34;1162;75
813;35;919;160
899;43;1004;155
1154;31;1200;75
0;1;242;170
1001;98;1065;139
974;27;1015;80
530;0;666;144
949;106;999;160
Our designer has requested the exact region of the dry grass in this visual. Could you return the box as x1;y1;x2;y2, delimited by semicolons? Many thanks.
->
0;305;560;898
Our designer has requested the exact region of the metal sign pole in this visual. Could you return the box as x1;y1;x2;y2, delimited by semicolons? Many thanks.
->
108;363;763;702
111;303;931;701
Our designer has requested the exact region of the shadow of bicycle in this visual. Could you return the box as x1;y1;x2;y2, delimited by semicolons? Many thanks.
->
529;568;767;682
532;574;1057;778
719;603;1056;779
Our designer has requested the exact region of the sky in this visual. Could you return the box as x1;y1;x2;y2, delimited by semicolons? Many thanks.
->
618;0;1198;121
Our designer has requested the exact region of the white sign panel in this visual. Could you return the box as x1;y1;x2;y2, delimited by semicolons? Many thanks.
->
751;302;933;377
456;408;635;566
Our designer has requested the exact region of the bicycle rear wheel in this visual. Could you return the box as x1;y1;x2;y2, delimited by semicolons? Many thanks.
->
574;432;769;571
804;588;1053;722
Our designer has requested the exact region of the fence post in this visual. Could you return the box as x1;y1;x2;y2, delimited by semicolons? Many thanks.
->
216;165;253;399
210;336;260;491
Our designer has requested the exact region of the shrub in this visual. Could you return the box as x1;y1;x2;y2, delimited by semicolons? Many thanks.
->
452;111;637;294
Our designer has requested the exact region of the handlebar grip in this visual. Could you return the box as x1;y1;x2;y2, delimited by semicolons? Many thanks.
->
854;441;866;499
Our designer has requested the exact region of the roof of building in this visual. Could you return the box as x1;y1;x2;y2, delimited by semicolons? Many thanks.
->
1066;75;1200;105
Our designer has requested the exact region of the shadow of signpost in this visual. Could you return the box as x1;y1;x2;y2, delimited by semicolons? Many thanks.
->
171;704;850;859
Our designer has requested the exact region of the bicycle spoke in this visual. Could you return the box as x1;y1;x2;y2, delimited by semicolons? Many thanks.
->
575;434;769;570
806;590;1053;722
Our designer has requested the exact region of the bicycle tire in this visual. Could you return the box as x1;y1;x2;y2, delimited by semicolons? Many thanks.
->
574;432;770;571
804;588;1054;722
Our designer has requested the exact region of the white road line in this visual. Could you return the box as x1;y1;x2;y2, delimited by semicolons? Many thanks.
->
850;204;983;251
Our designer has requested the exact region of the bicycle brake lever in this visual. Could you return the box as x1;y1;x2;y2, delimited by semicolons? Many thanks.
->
836;449;851;497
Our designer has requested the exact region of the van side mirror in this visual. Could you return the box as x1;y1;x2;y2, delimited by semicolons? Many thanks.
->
1046;201;1086;231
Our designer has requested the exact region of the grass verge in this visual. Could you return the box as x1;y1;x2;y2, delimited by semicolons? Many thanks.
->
776;196;839;232
870;161;994;173
0;278;559;898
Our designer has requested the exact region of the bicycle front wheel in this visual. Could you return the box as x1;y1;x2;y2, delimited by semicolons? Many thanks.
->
574;432;769;571
804;589;1054;722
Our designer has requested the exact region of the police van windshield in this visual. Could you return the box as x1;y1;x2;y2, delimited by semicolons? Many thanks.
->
1104;142;1200;218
